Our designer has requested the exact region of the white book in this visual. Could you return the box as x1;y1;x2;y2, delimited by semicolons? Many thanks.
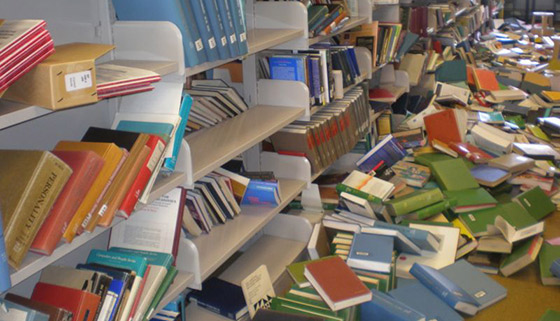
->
405;103;438;130
471;122;515;155
494;215;544;243
396;224;460;278
341;170;395;200
322;215;361;233
341;192;376;219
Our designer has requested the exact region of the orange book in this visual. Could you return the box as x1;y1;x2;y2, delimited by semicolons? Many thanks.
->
424;109;462;144
466;65;476;87
54;141;125;242
320;12;348;36
473;68;500;91
31;282;101;321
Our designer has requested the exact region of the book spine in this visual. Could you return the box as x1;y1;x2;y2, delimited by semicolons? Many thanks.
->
335;183;383;204
129;265;151;321
229;0;248;55
5;154;72;268
217;0;239;58
203;0;230;59
187;0;219;62
163;94;193;172
409;264;460;309
116;136;166;220
390;188;444;216
143;266;177;321
411;199;455;220
180;0;207;64
0;208;11;292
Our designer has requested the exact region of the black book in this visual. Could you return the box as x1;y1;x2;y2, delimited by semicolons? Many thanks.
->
81;126;140;151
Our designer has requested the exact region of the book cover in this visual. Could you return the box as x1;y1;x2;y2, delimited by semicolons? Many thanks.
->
228;0;248;55
0;150;72;268
348;233;394;273
287;256;336;288
303;256;371;311
424;109;462;145
203;0;230;60
31;282;101;321
488;153;534;172
356;135;407;173
215;0;239;58
410;263;480;315
186;0;219;62
362;289;426;321
391;161;431;187
500;235;543;277
144;266;177;320
163;93;192;172
458;205;502;237
435;60;467;83
513;186;556;221
385;188;444;216
187;277;248;320
241;180;280;207
539;243;560;285
494;202;544;243
448;142;493;164
370;221;440;252
30;151;104;255
431;158;479;191
470;165;511;188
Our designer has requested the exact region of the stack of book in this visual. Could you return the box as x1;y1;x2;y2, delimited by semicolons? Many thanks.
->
306;1;359;38
0;19;55;93
95;62;162;99
111;0;249;67
0;248;178;321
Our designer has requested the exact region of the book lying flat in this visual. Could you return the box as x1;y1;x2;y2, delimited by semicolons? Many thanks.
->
361;289;426;321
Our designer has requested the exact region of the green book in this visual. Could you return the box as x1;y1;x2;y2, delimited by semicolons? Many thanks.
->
287;256;335;288
513;186;556;221
431;158;479;191
539;243;560;285
494;202;544;243
500;235;543;277
270;297;346;321
505;115;525;129
142;265;178;321
443;188;498;212
335;183;383;204
539;309;560;321
414;153;454;168
398;220;454;227
284;293;331;310
458;205;503;237
385;188;444;216
403;198;458;220
527;124;550;141
352;269;389;292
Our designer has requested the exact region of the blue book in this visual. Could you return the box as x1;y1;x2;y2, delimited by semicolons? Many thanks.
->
395;32;420;61
347;47;361;78
0;299;50;321
361;289;426;321
111;0;204;67
241;180;280;207
552;258;560;279
409;263;480;316
228;0;248;55
371;221;440;252
180;0;207;63
269;56;307;83
186;0;220;62
356;135;407;173
439;259;507;310
77;263;129;321
116;120;174;143
187;277;248;320
0;208;11;292
347;233;394;273
159;293;186;321
163;93;193;172
215;0;240;58
203;0;230;60
389;282;464;321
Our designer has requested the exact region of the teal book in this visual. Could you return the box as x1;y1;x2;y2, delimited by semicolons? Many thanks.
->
163;93;192;172
0;299;50;321
228;0;249;55
395;32;420;61
87;249;148;321
186;0;219;62
116;120;174;143
180;0;208;63
216;0;240;58
203;0;230;59
435;60;467;83
0;208;11;292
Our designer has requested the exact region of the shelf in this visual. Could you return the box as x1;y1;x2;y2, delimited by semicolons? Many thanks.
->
145;171;187;205
9;217;125;288
219;235;307;286
152;271;195;317
0;100;53;131
308;17;369;46
186;105;305;184
179;179;307;285
185;28;304;77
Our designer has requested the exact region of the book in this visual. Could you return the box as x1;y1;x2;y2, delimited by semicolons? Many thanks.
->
187;277;248;320
361;226;422;255
252;309;324;321
303;256;371;311
539;310;560;321
443;188;497;213
410;263;480;315
0;150;72;268
30;151;104;255
0;207;11;292
86;249;148;321
241;179;280;207
477;235;513;253
513;186;556;220
473;68;500;91
385;188;444;216
512;142;560;161
356;135;407;173
347;233;394;273
500;235;544;277
458;205;502;237
5;293;72;321
470;165;511;188
448;142;493;164
369;221;440;252
31;282;101;321
431;158;479;191
494;202;544;243
144;265;178;321
391;161;431;187
389;281;464;321
53;141;125;242
361;289;426;321
435;60;467;83
488;153;535;173
470;123;515;155
539;243;560;285
186;0;219;62
451;219;478;259
0;298;50;321
307;223;331;260
287;256;335;288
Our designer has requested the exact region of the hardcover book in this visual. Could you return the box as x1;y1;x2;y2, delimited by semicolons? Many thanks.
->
31;282;101;321
356;135;407;173
431;158;479;191
538;243;560;285
347;233;394;273
442;188;497;213
5;293;72;321
494;202;544;243
361;289;426;321
500;235;543;277
385;188;444;216
513;186;556;221
0;298;50;321
187;277;248;320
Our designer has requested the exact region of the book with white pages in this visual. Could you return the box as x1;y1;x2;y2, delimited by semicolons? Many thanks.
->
405;103;438;130
362;226;422;255
199;176;236;219
208;173;241;215
96;63;161;89
342;170;395;201
471;122;515;155
340;192;376;219
0;19;46;57
322;215;361;233
338;210;376;226
194;183;228;223
488;89;527;102
435;82;471;106
190;189;219;226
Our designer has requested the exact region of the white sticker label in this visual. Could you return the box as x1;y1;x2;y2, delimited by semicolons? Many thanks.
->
208;37;217;49
240;32;246;42
221;36;227;46
65;70;92;92
230;34;237;44
195;39;204;52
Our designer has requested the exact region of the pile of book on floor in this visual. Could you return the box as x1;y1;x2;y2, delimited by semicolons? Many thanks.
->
0;248;178;321
0;93;192;272
95;62;162;99
0;19;55;93
111;0;248;67
185;79;248;134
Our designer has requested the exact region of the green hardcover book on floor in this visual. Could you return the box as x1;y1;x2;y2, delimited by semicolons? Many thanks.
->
431;158;480;191
458;205;503;237
413;153;454;168
500;235;543;277
539;243;560;286
494;202;544;243
538;309;560;321
513;186;556;221
385;188;444;216
270;297;349;321
443;188;498;213
398;198;458;221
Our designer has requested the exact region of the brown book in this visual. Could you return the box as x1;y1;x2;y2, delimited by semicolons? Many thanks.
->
5;293;73;321
270;127;321;173
0;150;72;268
53;141;125;242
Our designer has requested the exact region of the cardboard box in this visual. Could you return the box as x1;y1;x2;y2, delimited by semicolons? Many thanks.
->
3;43;114;110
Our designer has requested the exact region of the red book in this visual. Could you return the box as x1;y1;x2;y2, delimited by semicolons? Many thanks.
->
449;142;494;164
424;109;462;144
303;256;371;311
172;188;187;265
31;282;101;321
30;150;104;255
114;134;166;220
368;88;396;103
474;68;500;91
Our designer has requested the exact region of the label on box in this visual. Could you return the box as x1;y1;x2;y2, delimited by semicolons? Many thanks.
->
65;70;93;92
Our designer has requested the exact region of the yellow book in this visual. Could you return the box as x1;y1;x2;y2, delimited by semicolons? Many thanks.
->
452;218;478;259
542;91;560;103
54;141;124;242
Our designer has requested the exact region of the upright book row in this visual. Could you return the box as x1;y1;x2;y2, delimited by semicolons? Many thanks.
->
111;0;249;67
